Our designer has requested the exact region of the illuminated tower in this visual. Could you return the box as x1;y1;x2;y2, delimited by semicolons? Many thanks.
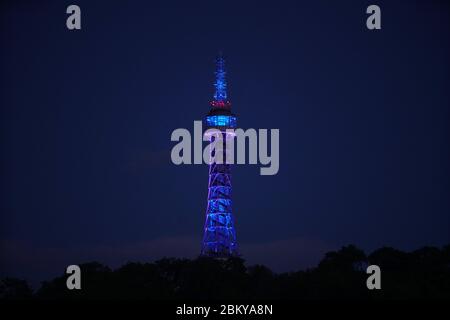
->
201;55;238;257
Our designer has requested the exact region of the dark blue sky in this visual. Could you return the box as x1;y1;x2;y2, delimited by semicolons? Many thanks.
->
1;0;449;285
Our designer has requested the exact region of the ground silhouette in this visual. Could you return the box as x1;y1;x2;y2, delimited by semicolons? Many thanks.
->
1;244;449;300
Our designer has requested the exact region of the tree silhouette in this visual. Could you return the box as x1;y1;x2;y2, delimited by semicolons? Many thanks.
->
0;277;33;300
2;244;449;300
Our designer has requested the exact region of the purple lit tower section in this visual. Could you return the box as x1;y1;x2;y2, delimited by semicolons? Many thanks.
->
201;55;238;257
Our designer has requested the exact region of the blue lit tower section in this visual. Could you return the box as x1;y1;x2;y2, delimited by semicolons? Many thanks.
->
201;55;238;257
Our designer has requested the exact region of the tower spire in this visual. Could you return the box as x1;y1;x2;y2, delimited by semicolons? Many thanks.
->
214;53;227;101
211;54;231;109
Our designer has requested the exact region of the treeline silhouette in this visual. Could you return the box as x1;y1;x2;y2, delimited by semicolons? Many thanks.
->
1;244;450;300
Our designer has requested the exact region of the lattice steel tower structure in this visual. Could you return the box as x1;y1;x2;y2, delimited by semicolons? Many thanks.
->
201;55;238;257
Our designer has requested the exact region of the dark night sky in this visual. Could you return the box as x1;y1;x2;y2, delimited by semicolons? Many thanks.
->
1;0;449;285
